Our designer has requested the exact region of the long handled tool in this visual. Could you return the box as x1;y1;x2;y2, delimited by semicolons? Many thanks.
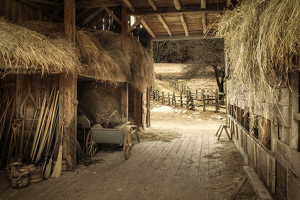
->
51;121;64;178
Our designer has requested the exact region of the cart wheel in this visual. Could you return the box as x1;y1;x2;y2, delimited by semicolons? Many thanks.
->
86;130;97;157
124;129;133;160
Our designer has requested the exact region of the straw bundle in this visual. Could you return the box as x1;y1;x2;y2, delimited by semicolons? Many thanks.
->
0;19;80;74
19;21;64;38
76;31;128;83
93;31;155;91
217;0;300;119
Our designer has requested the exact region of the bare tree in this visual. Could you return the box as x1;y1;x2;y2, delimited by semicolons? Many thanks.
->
184;39;225;92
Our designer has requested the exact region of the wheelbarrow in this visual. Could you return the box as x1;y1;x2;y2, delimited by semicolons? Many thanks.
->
77;116;136;160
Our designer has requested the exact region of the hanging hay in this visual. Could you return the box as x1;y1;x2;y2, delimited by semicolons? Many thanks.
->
76;31;128;83
217;0;300;132
19;21;64;39
93;31;155;92
0;19;80;75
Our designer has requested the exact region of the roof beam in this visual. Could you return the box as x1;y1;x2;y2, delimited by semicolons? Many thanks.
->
129;3;229;16
141;19;156;38
28;0;60;6
201;0;206;9
180;14;189;36
103;6;122;26
76;0;121;9
147;0;157;11
202;13;207;34
173;0;181;10
128;15;145;33
121;0;135;12
157;15;172;36
151;33;213;41
76;8;90;20
80;8;103;27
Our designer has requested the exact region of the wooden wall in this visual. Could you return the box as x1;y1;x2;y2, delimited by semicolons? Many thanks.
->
227;70;300;199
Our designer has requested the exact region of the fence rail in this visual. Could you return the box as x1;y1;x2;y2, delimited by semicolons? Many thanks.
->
150;86;226;112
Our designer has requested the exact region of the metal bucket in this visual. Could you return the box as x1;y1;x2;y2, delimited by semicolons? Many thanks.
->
6;162;24;182
10;166;31;188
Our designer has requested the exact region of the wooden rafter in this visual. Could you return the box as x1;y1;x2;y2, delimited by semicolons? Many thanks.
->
128;15;145;33
121;0;156;38
201;0;206;9
141;19;156;38
80;8;103;27
76;8;90;20
180;14;189;36
173;0;181;10
121;0;135;12
202;12;207;34
157;15;172;36
103;6;122;26
29;0;60;6
147;0;157;11
76;0;121;9
129;3;230;16
152;33;212;41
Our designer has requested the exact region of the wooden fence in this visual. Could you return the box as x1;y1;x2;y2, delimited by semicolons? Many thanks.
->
150;86;226;112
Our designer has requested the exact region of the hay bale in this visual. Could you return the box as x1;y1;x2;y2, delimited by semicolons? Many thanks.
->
0;19;80;74
19;21;64;39
77;82;122;125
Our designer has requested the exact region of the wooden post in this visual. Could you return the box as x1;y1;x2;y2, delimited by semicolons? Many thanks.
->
121;83;128;123
173;92;176;107
186;93;189;110
162;92;165;104
168;92;170;105
202;89;206;112
157;91;160;101
196;89;198;99
180;92;183;108
146;87;151;128
134;89;142;126
121;6;129;123
63;0;77;170
142;90;147;129
215;89;219;113
290;71;299;149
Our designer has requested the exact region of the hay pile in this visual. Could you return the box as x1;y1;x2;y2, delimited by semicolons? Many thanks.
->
93;31;155;91
19;20;64;38
217;0;300;119
76;31;128;83
0;19;80;74
77;82;122;125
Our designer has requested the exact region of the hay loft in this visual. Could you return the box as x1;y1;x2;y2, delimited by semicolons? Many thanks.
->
18;21;155;91
217;0;300;111
0;19;80;75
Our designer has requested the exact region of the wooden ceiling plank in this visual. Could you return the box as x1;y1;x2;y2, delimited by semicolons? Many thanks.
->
76;0;121;9
180;14;189;36
128;15;145;33
103;6;122;26
202;12;207;34
201;0;206;9
130;3;230;16
152;33;213;41
76;8;90;20
29;0;60;6
157;15;172;36
80;8;104;27
121;0;135;12
173;0;181;10
141;19;156;38
147;0;157;11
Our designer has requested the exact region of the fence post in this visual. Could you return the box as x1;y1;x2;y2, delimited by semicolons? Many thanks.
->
168;92;170;105
202;89;206;112
186;92;189;110
157;91;160;102
173;92;176;107
196;89;198;99
162;92;165;104
190;93;195;110
180;92;183;108
215;89;219;113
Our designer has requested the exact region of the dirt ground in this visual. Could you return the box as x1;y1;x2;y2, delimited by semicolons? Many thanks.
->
0;64;257;199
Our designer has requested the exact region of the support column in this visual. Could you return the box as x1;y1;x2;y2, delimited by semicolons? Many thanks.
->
121;6;129;123
63;0;77;170
134;90;142;126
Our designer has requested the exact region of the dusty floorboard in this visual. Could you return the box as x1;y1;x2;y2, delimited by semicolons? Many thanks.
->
0;128;256;200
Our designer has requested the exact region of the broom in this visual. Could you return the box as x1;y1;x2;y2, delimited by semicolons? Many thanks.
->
51;121;64;178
